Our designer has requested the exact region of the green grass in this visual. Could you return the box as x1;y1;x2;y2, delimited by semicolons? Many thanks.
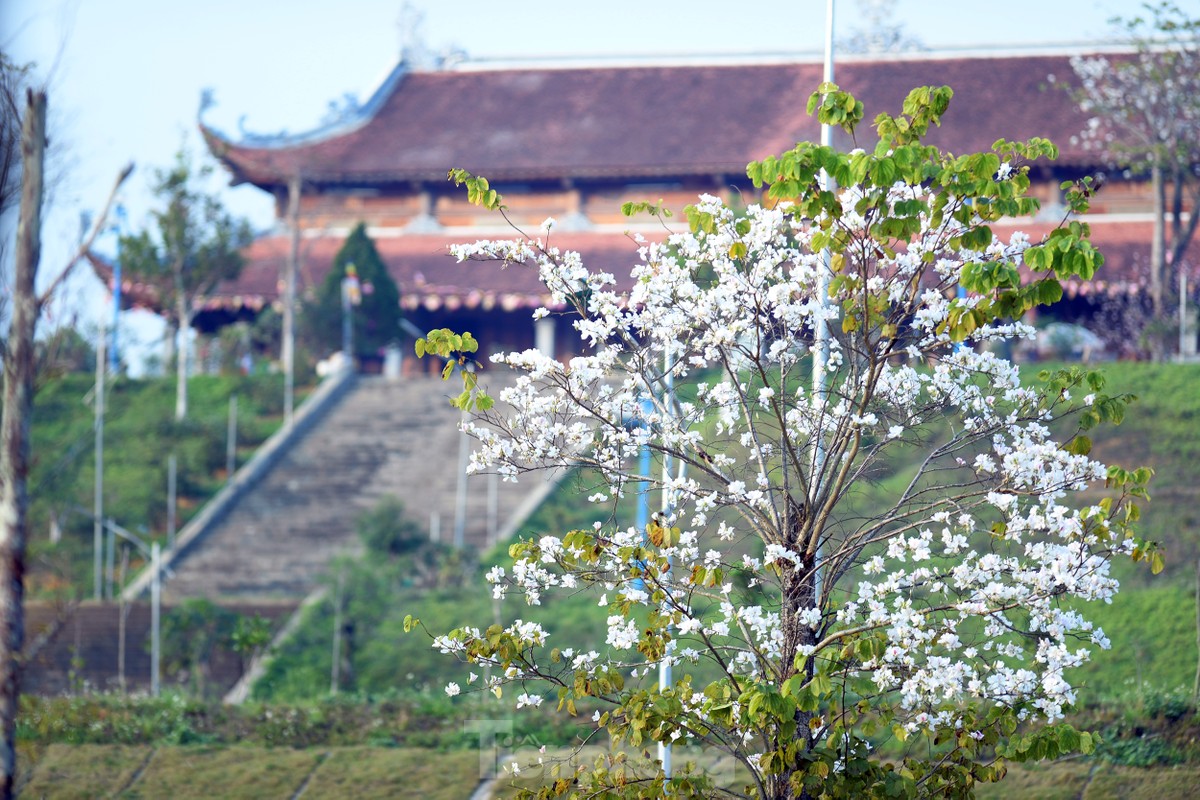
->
1083;763;1200;798
491;744;753;799
19;743;151;799
254;576;611;707
974;759;1094;800
15;745;484;800
118;746;322;799
303;747;481;799
254;362;1200;708
27;372;310;599
1081;362;1200;585
1070;584;1198;700
20;742;1200;800
17;362;1200;796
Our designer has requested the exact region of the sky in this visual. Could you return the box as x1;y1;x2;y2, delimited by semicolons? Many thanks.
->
1;0;1133;361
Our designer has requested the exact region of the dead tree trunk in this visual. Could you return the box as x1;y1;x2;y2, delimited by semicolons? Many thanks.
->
0;78;128;794
0;87;46;800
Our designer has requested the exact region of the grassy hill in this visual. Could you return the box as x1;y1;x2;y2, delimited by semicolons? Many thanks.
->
27;372;308;600
18;362;1200;797
256;361;1200;703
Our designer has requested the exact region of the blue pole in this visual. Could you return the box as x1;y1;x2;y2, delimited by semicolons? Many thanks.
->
632;397;652;593
110;205;127;374
955;283;967;354
636;398;651;533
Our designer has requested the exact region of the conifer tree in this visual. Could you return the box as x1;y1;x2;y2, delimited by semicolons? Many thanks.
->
303;223;401;360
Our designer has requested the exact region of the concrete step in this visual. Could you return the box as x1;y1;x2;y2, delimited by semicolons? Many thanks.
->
163;373;550;601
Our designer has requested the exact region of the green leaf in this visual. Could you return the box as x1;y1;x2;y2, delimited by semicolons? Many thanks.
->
1065;435;1092;456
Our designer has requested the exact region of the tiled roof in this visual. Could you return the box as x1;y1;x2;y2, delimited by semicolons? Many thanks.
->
85;252;169;311
201;232;647;315
204;54;1097;188
198;218;1194;319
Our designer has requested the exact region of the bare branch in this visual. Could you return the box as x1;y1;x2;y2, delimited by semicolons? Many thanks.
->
35;162;133;308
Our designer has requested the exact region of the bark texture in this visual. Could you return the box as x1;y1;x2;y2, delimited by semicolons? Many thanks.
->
0;88;45;800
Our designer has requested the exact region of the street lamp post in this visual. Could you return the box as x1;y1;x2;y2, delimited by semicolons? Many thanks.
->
812;0;836;604
110;204;127;374
104;519;162;696
341;263;361;373
94;333;106;601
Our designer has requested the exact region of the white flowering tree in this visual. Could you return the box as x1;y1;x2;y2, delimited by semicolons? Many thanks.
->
1067;2;1200;348
411;85;1157;799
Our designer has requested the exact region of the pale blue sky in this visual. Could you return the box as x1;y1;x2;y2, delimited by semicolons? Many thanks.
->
2;0;1132;343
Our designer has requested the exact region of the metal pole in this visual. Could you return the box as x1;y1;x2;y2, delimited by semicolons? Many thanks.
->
453;409;469;548
151;542;161;697
811;0;836;602
341;264;359;374
634;397;652;596
167;454;177;551
284;175;300;427
637;399;651;536
330;567;344;695
342;279;353;362
105;517;115;600
94;332;106;601
486;471;499;546
110;204;126;374
226;394;238;482
658;348;674;778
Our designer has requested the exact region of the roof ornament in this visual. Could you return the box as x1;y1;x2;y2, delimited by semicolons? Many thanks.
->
840;0;924;55
398;2;468;71
237;115;292;146
197;88;290;146
321;93;362;127
398;2;434;69
196;88;244;147
198;87;216;120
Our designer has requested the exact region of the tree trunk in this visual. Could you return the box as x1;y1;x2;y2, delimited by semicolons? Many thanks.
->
160;316;178;379
1167;173;1200;348
1146;164;1168;361
0;88;46;800
778;496;818;800
174;290;188;421
1150;163;1166;318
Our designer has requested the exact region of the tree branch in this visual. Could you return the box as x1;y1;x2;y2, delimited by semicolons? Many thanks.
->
35;161;134;308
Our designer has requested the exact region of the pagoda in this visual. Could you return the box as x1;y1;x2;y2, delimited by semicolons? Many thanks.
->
185;48;1189;366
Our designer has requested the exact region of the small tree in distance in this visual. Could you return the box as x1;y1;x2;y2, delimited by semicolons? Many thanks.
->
1066;2;1200;357
120;149;252;419
416;85;1158;798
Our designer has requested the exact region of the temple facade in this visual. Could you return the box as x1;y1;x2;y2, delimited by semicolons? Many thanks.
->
185;49;1190;366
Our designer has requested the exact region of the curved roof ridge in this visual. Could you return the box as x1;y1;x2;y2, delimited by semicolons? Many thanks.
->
201;61;410;152
204;51;1110;189
447;42;1135;72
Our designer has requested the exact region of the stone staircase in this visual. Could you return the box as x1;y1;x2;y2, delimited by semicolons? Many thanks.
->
162;374;553;600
